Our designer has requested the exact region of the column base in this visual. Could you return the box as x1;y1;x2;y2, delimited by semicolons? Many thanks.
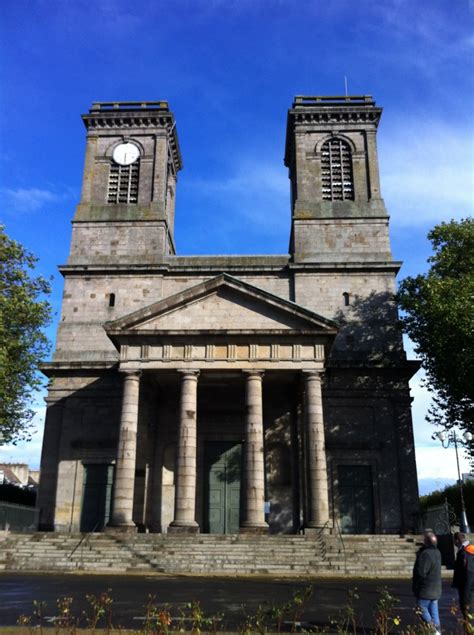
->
239;523;269;534
105;524;138;534
168;524;200;534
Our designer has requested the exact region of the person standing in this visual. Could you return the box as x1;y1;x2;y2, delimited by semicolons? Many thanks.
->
412;530;442;634
452;532;474;621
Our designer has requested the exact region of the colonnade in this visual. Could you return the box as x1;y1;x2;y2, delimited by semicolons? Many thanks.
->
107;368;330;533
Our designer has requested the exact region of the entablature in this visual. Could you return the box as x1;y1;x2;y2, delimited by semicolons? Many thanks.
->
116;335;326;371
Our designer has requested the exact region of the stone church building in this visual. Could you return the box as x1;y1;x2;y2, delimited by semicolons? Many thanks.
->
37;95;420;536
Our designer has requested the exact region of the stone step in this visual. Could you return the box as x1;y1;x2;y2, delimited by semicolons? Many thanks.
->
1;532;419;576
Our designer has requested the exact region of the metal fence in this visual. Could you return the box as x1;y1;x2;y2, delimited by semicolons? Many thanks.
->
0;502;39;531
421;500;456;568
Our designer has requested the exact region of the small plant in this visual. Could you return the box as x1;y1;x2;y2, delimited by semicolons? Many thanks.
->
267;602;286;634
450;600;474;635
54;596;77;633
84;590;114;633
142;594;172;635
187;600;215;634
373;587;400;635
14;583;471;634
34;599;47;634
17;613;33;633
289;585;313;632
329;587;359;635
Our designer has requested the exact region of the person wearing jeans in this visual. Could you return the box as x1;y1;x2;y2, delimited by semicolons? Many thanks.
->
412;530;442;634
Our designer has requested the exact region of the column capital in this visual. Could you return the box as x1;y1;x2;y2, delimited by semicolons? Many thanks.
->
177;369;200;378
302;370;323;380
120;369;141;379
243;370;265;378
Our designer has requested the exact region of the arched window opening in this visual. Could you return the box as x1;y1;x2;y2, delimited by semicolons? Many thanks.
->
321;138;354;201
108;293;116;307
343;292;350;306
107;160;140;204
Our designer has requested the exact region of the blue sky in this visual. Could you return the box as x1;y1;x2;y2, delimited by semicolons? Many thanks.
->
1;0;473;494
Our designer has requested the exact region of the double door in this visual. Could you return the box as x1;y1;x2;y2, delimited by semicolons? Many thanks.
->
338;465;375;534
204;441;242;534
80;464;114;532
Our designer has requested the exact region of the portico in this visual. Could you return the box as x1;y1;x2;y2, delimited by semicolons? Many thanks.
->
103;274;337;534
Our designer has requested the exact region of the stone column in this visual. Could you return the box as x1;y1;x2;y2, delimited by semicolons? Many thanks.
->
107;370;141;532
304;371;331;531
169;370;200;533
241;371;268;532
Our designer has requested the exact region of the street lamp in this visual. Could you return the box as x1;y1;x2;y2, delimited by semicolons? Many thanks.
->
432;429;473;533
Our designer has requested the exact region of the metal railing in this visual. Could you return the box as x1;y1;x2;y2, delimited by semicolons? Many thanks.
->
0;502;39;531
68;522;100;559
90;101;169;112
293;95;374;106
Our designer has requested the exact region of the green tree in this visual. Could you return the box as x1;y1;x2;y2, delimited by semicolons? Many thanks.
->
397;218;474;439
420;480;474;521
0;226;51;444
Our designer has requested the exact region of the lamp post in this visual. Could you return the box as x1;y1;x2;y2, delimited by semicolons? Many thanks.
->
433;429;473;533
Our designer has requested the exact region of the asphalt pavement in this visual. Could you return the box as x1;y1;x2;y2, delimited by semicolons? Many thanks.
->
0;573;463;632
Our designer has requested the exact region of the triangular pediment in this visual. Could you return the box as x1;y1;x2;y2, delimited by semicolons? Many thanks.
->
105;273;338;335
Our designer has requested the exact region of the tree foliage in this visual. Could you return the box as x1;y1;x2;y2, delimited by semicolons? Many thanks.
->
397;218;474;438
420;480;474;521
0;226;51;444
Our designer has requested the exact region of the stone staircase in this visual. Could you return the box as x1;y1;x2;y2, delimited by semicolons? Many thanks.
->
322;534;419;575
0;532;420;577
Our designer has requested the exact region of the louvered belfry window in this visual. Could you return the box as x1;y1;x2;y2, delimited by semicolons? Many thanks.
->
321;139;354;201
107;161;140;204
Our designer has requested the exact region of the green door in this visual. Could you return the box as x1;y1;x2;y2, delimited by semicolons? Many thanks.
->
80;464;114;532
204;442;242;534
338;465;375;534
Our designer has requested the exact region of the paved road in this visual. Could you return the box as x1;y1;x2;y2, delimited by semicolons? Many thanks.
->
0;574;462;632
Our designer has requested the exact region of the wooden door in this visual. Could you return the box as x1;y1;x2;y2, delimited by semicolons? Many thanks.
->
338;465;375;534
204;442;242;534
80;464;114;532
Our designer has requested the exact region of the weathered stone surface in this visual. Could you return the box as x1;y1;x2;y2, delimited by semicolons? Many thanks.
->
38;97;420;541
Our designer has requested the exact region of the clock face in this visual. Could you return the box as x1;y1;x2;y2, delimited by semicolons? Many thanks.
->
112;142;140;166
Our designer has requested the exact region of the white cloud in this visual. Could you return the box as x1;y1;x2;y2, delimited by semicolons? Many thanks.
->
2;187;60;213
380;119;474;227
415;445;471;482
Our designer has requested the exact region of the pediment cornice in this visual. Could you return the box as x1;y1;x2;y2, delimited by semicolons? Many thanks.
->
105;273;338;336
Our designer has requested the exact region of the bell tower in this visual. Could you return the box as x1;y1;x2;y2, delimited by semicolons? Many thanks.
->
69;101;182;265
285;95;392;263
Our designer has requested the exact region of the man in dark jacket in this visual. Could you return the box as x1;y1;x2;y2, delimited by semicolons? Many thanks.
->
412;530;442;634
452;531;474;620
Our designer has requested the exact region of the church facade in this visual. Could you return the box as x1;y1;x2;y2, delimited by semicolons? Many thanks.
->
37;95;420;535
